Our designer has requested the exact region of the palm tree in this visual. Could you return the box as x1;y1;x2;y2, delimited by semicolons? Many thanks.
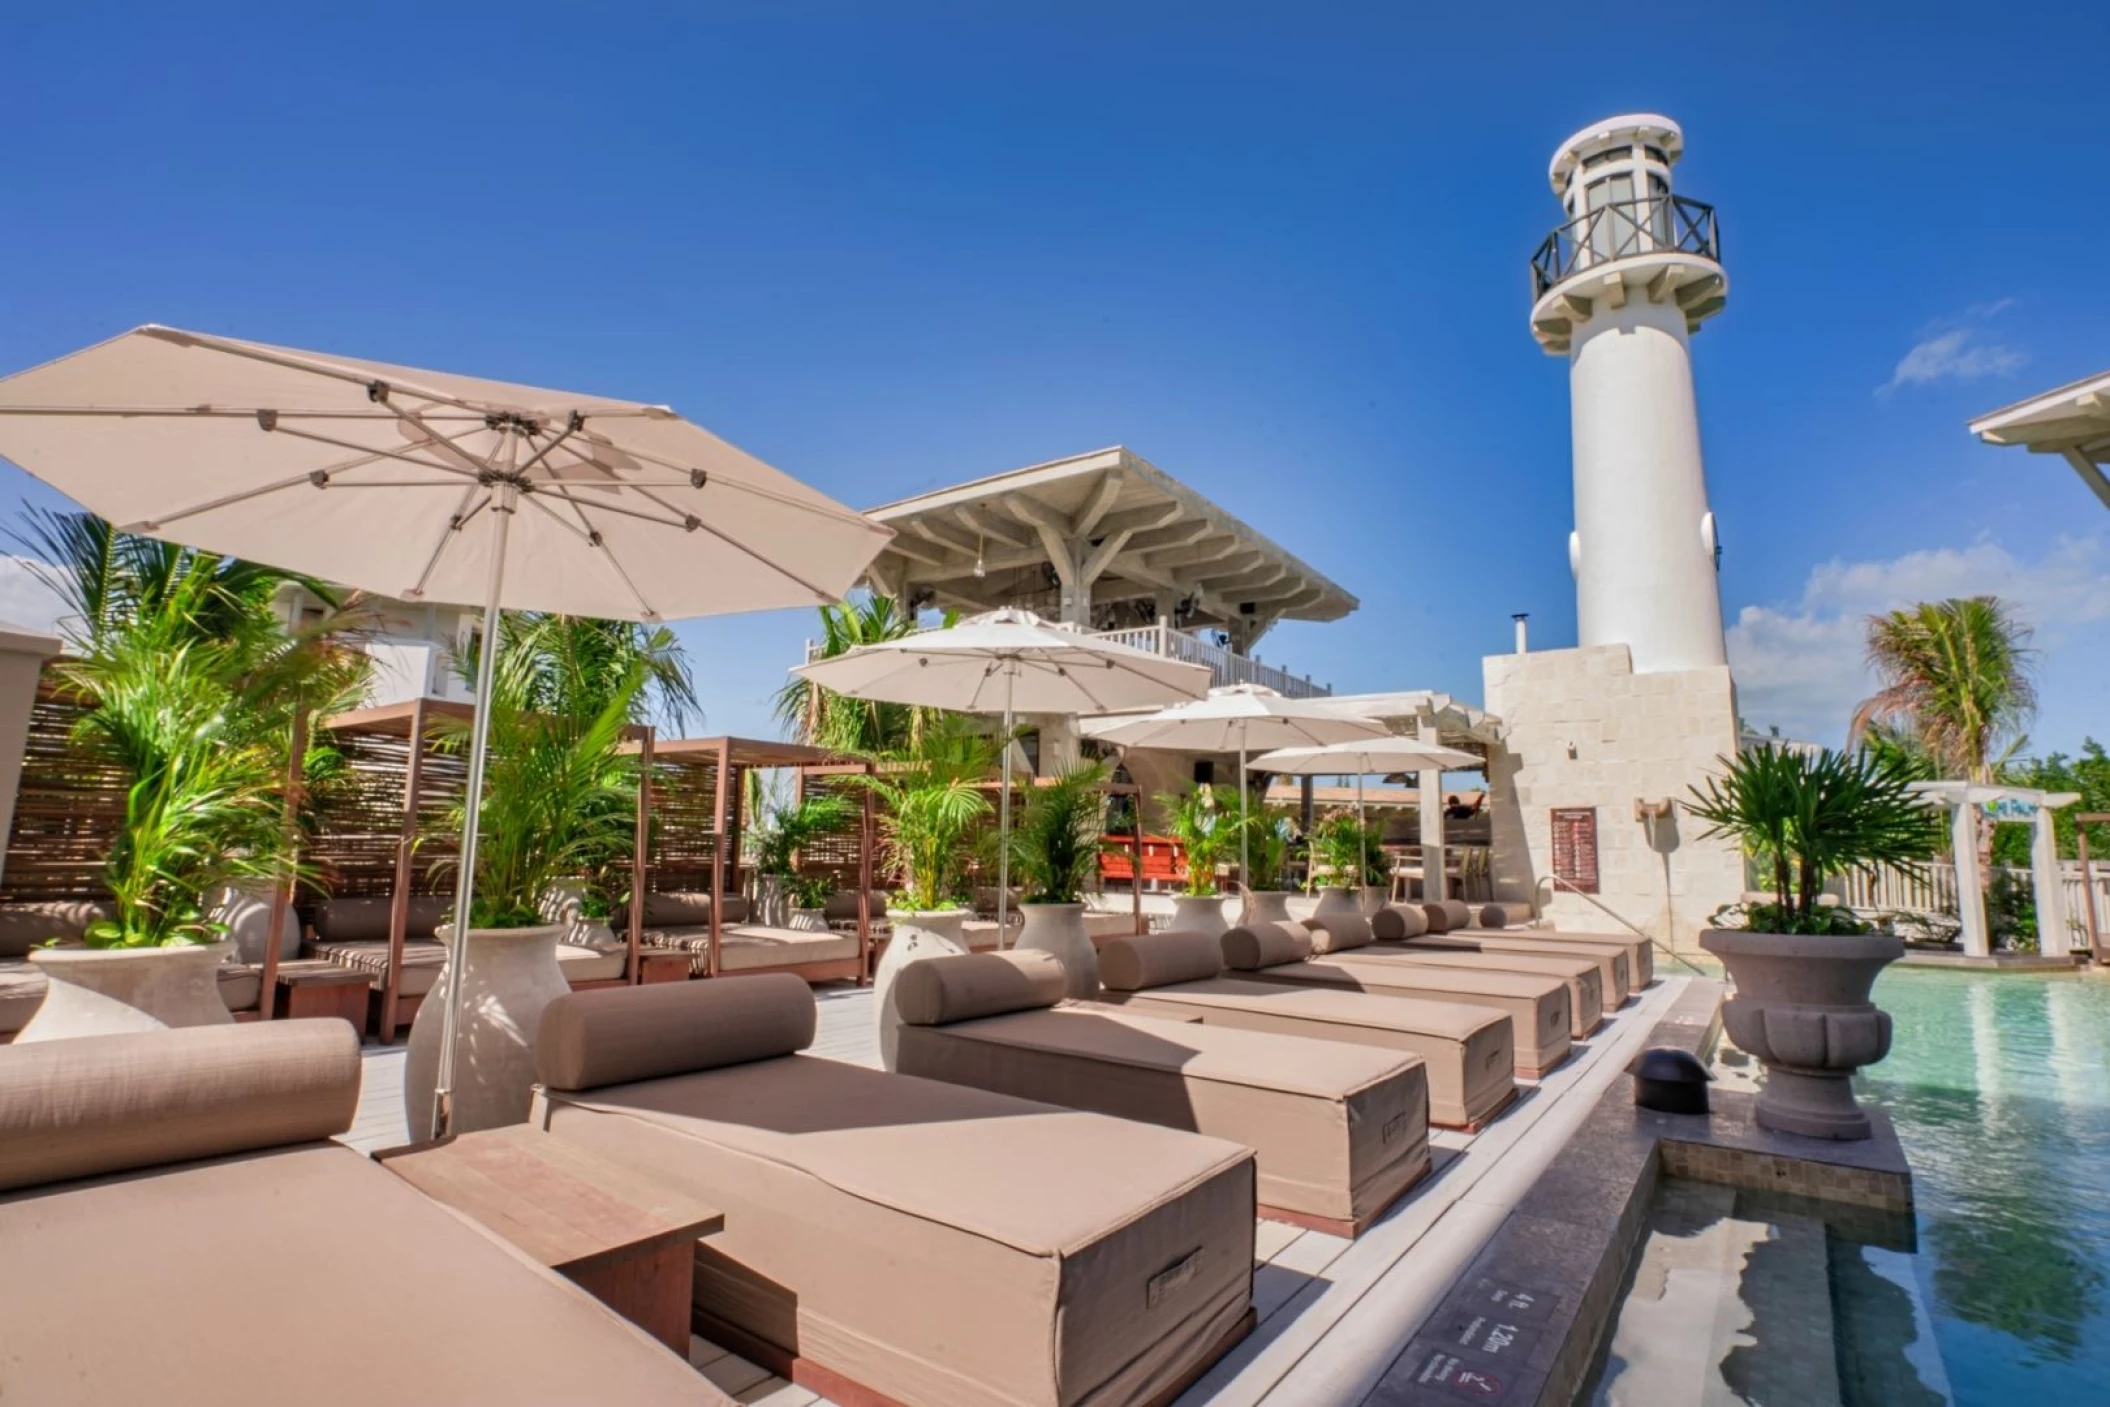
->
772;592;948;753
488;613;699;734
1851;597;2037;785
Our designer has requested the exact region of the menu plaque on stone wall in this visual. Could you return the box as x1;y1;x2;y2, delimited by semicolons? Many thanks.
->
1550;807;1599;894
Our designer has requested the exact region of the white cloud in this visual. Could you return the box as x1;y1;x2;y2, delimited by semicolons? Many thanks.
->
0;555;68;636
1878;301;2025;394
1727;537;2110;746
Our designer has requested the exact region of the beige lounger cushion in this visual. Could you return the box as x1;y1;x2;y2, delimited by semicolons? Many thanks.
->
956;918;1013;951
1242;956;1572;1078
1483;928;1655;987
1385;932;1633;1005
898;1006;1429;1227
306;895;448;944
0;1137;731;1406
1303;912;1375;954
1095;977;1514;1129
896;950;1065;1026
1372;904;1430;941
1356;947;1603;1037
0;900;111;958
536;1052;1255;1407
721;926;860;971
821;889;890;921
1221;920;1314;971
310;938;621;993
539;973;816;1092
637;890;750;927
0;1021;360;1193
1099;930;1225;991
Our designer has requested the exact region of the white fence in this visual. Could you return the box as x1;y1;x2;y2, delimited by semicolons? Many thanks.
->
1838;860;2110;946
1089;624;1330;699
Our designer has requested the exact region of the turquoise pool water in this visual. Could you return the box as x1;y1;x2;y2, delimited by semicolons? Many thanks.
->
1859;967;2110;1402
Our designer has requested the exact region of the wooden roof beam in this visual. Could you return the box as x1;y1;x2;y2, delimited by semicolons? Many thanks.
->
1071;470;1126;539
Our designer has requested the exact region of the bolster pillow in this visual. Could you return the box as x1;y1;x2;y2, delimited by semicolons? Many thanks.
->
895;950;1065;1026
1220;921;1315;971
1372;904;1428;940
1440;900;1473;930
537;974;815;1091
1301;912;1375;954
0;1021;361;1194
1099;931;1225;991
1477;903;1510;930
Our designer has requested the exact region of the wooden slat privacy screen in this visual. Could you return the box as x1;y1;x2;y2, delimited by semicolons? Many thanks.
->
643;754;728;892
304;726;466;900
0;676;125;902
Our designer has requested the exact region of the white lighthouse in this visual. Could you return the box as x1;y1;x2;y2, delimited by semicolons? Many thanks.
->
1529;114;1728;674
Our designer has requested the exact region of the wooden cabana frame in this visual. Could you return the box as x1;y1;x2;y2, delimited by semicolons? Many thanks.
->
623;736;875;984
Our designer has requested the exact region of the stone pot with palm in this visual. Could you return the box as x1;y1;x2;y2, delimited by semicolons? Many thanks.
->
1688;744;1939;1140
14;512;364;1041
785;871;836;932
752;792;855;929
858;723;996;1069
1238;795;1295;924
1158;783;1235;936
1010;760;1112;1000
405;615;685;1134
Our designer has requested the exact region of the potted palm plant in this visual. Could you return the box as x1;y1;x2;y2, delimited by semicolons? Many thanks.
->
1158;783;1234;935
751;791;855;927
1306;812;1376;918
404;615;680;1133
858;720;995;1068
16;513;362;1042
1010;759;1112;998
1687;744;1939;1139
1239;791;1296;923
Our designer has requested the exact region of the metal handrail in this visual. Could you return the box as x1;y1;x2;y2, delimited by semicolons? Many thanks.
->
1531;193;1719;298
1533;873;1708;974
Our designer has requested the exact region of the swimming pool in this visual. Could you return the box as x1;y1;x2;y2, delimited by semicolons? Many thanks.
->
1586;967;2110;1404
1861;966;2110;1402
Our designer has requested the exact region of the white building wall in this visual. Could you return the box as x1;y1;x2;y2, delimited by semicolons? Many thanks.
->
1482;643;1744;951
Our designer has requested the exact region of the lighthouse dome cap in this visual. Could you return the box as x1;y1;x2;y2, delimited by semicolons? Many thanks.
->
1549;113;1685;193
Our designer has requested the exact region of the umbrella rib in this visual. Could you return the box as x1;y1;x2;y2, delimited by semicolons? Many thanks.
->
541;481;844;606
516;492;662;620
0;405;491;421
138;327;542;421
263;423;487;482
592;440;887;533
122;421;492;531
407;483;489;599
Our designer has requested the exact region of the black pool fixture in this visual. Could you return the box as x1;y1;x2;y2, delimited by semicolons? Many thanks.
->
1629;1047;1712;1115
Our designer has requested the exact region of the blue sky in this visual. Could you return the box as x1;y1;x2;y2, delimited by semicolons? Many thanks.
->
3;2;2107;754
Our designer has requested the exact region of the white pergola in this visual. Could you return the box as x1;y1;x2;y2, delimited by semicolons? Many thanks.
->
1909;782;2082;958
1969;370;2110;511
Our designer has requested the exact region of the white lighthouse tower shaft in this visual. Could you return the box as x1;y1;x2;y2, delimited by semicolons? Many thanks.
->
1531;114;1728;674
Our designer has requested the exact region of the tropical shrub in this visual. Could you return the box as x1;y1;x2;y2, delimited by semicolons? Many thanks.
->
1009;759;1112;904
854;717;997;911
1157;784;1234;896
1687;744;1940;936
1308;812;1389;890
1240;790;1295;892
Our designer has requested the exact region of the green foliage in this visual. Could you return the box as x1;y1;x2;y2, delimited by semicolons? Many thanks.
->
1992;740;2110;866
438;614;659;929
851;716;996;911
751;794;855;880
1240;789;1295;892
1688;745;1941;935
785;870;840;910
773;593;958;753
20;511;370;947
1853;596;2037;785
1008;759;1112;904
1156;784;1235;896
1307;812;1389;890
491;613;699;733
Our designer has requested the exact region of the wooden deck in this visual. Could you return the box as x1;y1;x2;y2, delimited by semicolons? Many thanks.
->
343;975;1686;1405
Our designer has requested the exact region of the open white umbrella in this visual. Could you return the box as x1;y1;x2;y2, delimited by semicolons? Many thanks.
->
791;608;1210;931
0;324;892;1135
1082;684;1388;891
1250;736;1482;895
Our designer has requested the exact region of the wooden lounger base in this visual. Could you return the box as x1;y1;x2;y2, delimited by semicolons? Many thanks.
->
695;1305;1256;1407
1259;1148;1433;1239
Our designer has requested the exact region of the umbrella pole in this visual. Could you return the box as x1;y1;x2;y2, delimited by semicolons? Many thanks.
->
1357;772;1367;910
997;668;1013;945
431;485;516;1140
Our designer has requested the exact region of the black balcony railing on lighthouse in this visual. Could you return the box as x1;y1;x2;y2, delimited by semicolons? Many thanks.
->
1530;194;1719;299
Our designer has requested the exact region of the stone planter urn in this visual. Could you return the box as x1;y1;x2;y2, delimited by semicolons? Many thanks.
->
1311;887;1361;919
755;875;788;929
787;908;830;932
18;941;237;1043
1015;902;1098;1001
875;909;968;1071
1242;890;1292;924
1361;886;1389;917
404;924;570;1136
1700;929;1902;1140
1170;893;1230;937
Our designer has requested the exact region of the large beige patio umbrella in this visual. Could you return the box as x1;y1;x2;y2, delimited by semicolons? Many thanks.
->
1082;684;1389;891
0;325;892;1135
791;608;1210;932
1250;736;1482;895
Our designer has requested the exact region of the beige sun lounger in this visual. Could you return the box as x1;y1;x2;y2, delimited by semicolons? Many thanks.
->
532;975;1257;1407
1305;914;1604;1037
1467;904;1656;987
0;1021;733;1407
1223;922;1573;1079
1371;906;1634;1004
1093;931;1515;1130
894;949;1431;1237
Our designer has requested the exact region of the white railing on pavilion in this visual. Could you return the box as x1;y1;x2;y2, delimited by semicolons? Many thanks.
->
1837;861;2110;945
1089;624;1331;699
